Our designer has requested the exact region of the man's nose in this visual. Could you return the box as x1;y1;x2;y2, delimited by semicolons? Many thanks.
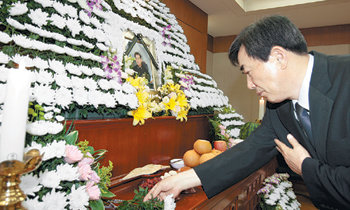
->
247;76;256;90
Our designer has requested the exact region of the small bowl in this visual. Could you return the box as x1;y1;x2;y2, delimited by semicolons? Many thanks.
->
170;158;184;170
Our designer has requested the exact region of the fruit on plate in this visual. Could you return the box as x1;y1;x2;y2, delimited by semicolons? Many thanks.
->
193;139;212;154
199;152;216;164
211;149;222;155
183;149;200;167
214;140;228;152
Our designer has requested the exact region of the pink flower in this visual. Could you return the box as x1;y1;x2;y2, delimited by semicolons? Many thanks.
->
64;145;83;164
220;130;226;136
228;138;235;148
79;164;93;181
90;170;100;184
86;181;101;200
218;125;226;130
78;152;94;167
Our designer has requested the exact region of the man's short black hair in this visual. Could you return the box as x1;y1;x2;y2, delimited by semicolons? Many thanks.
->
228;15;308;66
134;52;142;58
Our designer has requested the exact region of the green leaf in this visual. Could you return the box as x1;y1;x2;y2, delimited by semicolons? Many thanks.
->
101;190;115;198
65;130;79;145
89;199;104;210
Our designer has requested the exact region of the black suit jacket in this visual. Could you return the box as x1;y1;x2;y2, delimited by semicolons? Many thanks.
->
194;51;350;209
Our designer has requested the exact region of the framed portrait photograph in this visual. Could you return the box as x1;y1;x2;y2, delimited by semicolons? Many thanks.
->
123;31;160;89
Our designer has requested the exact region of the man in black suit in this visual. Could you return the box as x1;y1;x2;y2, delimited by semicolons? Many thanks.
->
132;52;151;82
144;15;350;209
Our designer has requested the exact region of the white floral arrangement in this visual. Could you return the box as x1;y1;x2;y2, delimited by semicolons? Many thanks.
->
0;0;230;126
257;173;301;210
22;123;114;210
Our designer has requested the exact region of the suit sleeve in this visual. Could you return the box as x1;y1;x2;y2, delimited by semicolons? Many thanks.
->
194;107;279;198
302;157;350;208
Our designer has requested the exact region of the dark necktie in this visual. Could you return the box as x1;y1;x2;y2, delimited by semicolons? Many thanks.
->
295;103;312;140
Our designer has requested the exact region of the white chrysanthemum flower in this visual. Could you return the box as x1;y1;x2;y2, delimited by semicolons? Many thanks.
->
164;194;176;210
66;4;77;18
0;66;8;82
50;14;66;29
286;189;297;199
73;88;89;105
41;190;67;209
35;70;54;85
56;164;79;181
84;78;98;90
110;80;122;90
12;34;32;48
0;31;11;44
48;140;66;159
64;46;79;58
88;90;103;109
77;0;89;10
30;40;49;51
40;169;61;189
66;18;81;37
71;76;85;89
9;2;28;16
52;32;66;42
126;94;138;109
55;115;65;122
79;10;90;24
80;65;93;76
26;121;48;136
52;1;67;16
50;44;65;54
67;38;82;46
66;63;82;76
122;83;136;94
0;52;9;64
68;185;89;210
54;74;72;88
44;112;53;120
92;67;105;77
103;92;116;108
0;84;6;104
31;84;55;105
82;25;95;39
20;174;41;196
98;79;111;90
49;59;66;74
23;197;45;210
28;8;48;27
47;121;64;134
34;0;54;8
55;87;72;109
33;57;49;70
24;141;43;154
96;42;108;51
90;16;101;28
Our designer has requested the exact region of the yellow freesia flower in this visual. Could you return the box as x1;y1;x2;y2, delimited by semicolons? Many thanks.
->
164;95;176;110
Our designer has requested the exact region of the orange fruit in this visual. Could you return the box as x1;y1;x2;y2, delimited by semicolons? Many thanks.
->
199;152;216;164
193;139;212;154
178;166;191;172
211;149;222;155
183;149;200;167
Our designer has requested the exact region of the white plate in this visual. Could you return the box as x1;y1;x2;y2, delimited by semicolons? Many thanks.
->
170;158;184;170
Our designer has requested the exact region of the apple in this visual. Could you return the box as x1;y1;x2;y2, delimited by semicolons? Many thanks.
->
214;140;227;152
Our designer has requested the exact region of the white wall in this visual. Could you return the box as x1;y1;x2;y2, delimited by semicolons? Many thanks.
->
207;44;350;122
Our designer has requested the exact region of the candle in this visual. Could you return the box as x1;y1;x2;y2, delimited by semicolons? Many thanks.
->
0;61;33;162
258;97;265;121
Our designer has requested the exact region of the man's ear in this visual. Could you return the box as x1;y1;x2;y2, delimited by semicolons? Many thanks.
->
269;46;288;70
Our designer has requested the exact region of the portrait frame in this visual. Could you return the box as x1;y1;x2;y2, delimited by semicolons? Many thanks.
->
124;31;160;89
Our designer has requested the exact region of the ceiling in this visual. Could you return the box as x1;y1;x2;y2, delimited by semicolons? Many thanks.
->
189;0;350;37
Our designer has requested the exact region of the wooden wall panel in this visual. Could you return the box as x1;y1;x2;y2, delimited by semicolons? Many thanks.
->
211;24;350;53
162;0;208;73
67;115;211;178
